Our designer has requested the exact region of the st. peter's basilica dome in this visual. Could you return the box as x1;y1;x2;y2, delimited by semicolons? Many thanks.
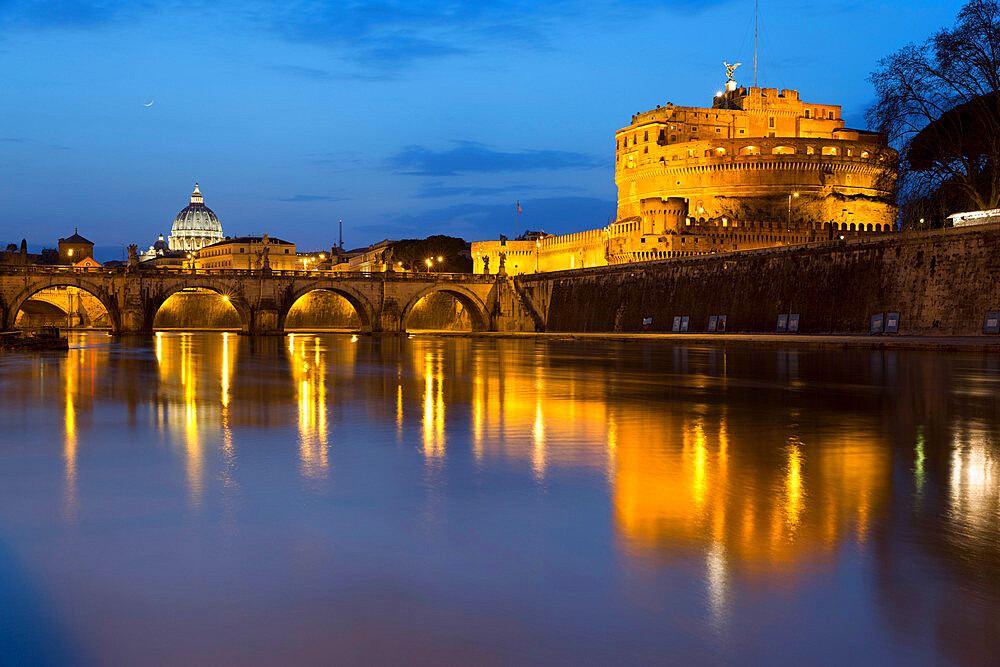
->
168;183;224;252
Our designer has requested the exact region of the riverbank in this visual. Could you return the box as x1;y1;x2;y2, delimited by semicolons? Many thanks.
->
405;329;1000;352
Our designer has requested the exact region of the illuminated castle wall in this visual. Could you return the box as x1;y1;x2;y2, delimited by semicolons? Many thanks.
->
472;81;898;275
616;86;896;238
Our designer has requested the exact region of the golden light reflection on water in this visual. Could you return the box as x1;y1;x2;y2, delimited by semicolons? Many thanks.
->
421;349;446;462
290;334;330;480
949;423;1000;534
153;332;240;508
63;348;79;523
612;411;890;572
46;335;1000;597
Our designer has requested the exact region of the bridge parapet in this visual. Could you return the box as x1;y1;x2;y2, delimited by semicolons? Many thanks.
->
0;267;510;334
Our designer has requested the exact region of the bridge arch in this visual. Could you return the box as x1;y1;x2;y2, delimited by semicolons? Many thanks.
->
400;284;489;332
7;278;119;332
151;282;252;333
279;283;375;333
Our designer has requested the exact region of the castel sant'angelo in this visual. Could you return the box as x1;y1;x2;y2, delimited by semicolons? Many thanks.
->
473;65;898;275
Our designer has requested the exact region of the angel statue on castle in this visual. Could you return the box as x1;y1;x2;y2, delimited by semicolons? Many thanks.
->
724;62;741;82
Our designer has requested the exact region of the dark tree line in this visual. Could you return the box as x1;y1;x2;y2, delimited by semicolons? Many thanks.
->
868;0;1000;228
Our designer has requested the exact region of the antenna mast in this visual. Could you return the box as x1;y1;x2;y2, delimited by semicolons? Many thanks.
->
754;0;758;87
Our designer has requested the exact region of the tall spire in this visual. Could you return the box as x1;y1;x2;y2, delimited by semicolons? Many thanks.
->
191;182;203;205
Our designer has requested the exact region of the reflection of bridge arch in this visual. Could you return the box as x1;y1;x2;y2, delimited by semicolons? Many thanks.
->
401;284;489;331
7;278;119;331
280;283;375;333
152;283;252;333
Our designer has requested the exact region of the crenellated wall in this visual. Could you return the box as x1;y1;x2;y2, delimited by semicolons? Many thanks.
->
515;224;1000;336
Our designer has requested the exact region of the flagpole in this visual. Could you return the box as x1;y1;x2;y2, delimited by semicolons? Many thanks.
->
515;201;519;240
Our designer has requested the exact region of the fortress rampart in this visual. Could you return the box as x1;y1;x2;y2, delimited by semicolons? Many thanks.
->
513;224;1000;336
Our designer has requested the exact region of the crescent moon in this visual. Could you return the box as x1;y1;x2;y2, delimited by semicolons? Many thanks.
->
144;100;154;107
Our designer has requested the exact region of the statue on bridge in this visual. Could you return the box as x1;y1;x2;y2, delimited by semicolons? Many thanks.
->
256;235;272;275
498;252;506;276
482;255;490;274
126;244;138;270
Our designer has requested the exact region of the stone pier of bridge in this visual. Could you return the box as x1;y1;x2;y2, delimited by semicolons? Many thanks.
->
0;267;541;335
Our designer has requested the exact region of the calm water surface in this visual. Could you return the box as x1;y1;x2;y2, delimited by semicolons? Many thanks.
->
1;332;999;665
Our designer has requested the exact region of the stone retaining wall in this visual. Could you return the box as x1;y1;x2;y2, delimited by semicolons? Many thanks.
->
517;225;1000;336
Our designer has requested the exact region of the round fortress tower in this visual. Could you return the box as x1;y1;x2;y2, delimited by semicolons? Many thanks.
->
614;84;897;231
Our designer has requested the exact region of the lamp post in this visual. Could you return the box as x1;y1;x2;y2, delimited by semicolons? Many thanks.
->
786;192;799;231
535;240;540;272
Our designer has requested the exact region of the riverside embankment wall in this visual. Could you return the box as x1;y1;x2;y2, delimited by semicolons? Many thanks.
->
516;224;1000;336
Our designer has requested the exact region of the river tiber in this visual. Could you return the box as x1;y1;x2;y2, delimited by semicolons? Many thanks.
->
3;2;1000;663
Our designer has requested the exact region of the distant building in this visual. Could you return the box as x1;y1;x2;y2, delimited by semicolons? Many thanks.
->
168;183;224;252
0;239;32;266
193;234;296;270
139;233;171;261
58;230;94;264
946;209;1000;227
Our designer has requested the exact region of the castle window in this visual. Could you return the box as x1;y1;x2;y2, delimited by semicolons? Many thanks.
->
716;128;722;133
805;110;810;118
829;111;834;119
623;137;627;147
806;146;815;154
739;129;745;134
772;145;795;155
861;151;870;158
671;135;676;142
821;146;838;155
658;129;665;141
768;117;775;128
691;125;698;132
644;131;648;141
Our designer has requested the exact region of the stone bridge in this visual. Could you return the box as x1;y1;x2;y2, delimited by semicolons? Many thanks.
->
0;266;537;335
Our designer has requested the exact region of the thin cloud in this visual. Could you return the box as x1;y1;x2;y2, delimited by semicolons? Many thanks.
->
1;137;70;150
275;194;349;202
268;64;393;83
393;141;602;176
414;182;583;199
354;195;617;240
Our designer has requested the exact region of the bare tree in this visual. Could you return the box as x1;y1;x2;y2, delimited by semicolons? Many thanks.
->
868;0;1000;226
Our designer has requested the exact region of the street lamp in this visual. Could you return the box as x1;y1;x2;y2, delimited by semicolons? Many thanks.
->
535;240;541;272
787;192;799;230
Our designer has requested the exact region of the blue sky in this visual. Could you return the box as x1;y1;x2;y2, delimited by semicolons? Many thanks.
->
0;0;966;257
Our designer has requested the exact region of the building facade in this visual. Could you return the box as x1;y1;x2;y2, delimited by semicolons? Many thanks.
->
193;235;296;270
58;230;95;264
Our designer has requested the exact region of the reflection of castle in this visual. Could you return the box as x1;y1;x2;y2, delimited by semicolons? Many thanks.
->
473;72;898;275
